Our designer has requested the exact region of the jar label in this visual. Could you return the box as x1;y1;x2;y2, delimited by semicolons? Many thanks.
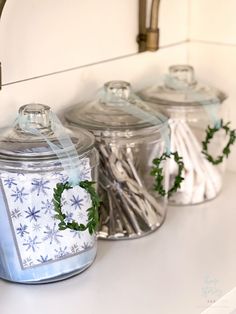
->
0;160;95;269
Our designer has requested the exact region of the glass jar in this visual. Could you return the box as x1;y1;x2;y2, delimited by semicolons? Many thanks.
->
0;104;99;283
140;65;230;205
65;81;170;240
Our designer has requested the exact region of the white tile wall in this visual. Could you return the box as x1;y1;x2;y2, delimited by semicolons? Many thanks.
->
1;0;139;84
0;0;188;85
189;0;236;45
158;0;189;47
0;44;187;125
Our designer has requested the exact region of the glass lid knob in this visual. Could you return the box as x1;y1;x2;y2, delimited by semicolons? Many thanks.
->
165;65;196;89
18;103;52;132
104;81;131;103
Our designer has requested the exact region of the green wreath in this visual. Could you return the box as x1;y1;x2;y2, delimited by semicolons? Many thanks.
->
53;180;100;235
202;120;236;165
151;152;184;198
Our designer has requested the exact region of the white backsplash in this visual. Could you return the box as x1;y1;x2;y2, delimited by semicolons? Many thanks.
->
0;0;188;85
0;45;187;125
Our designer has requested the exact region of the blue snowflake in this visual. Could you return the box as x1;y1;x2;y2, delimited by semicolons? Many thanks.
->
71;243;80;254
43;223;63;245
23;236;41;252
41;199;54;215
33;223;41;232
37;255;51;263
54;246;69;259
78;211;86;221
11;208;22;219
16;223;29;237
70;229;81;239
81;242;92;250
31;178;50;196
52;172;69;183
4;177;17;188
84;192;91;203
79;169;91;181
61;197;68;206
25;206;41;222
80;159;89;167
11;187;28;203
23;256;33;267
65;211;74;223
70;194;84;210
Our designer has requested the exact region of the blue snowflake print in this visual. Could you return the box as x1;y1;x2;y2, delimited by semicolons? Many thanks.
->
16;223;29;238
58;174;69;184
65;211;74;224
71;243;80;254
61;197;68;206
81;242;92;250
43;223;63;245
54;246;69;259
70;194;84;210
25;206;40;222
11;208;22;219
23;257;33;267
70;229;81;239
41;199;54;215
37;255;51;264
33;223;41;232
3;177;17;188
52;172;68;182
31;178;50;196
80;159;89;167
23;236;41;252
11;187;28;203
84;192;91;204
78;211;86;221
79;169;91;181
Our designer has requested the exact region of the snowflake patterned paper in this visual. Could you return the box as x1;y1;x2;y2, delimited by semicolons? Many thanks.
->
0;161;95;269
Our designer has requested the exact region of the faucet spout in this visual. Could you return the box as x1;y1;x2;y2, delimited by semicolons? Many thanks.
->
147;0;161;51
0;0;6;18
150;0;161;31
137;0;161;52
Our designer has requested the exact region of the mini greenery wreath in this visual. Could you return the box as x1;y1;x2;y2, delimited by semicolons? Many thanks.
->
53;180;100;235
202;120;236;165
151;152;184;198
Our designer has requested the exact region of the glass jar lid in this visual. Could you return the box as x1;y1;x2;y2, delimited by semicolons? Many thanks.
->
139;65;227;107
65;81;168;133
0;103;94;161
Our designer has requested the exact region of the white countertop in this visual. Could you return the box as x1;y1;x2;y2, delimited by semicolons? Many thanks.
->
1;172;236;314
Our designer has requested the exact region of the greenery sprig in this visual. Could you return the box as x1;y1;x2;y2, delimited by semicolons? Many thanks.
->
53;180;100;235
202;119;236;165
151;152;184;198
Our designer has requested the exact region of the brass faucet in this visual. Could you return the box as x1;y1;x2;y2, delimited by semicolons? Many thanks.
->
0;0;7;89
137;0;161;52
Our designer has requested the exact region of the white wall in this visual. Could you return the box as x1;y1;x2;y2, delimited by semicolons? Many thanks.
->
0;0;188;85
0;0;188;123
188;0;236;172
0;0;139;84
0;45;188;124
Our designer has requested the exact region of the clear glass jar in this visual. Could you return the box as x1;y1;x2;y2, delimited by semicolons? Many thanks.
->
140;65;229;205
65;81;170;240
0;104;99;283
